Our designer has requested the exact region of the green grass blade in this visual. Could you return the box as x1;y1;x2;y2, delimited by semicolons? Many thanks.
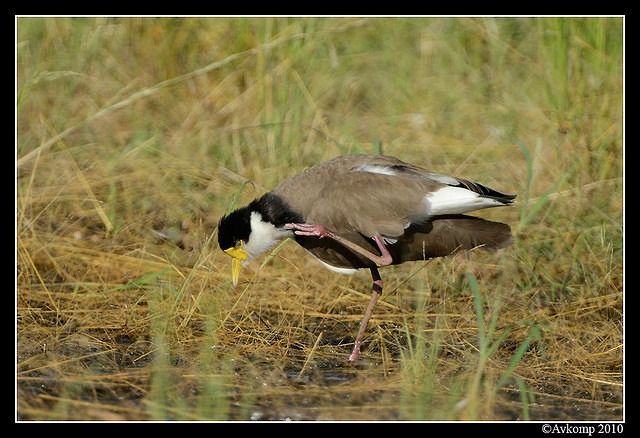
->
495;324;542;392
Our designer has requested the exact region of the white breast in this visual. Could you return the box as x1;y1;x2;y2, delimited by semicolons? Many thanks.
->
243;211;294;265
303;248;359;274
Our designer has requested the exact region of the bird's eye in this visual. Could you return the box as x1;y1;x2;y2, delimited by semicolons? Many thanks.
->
235;240;243;249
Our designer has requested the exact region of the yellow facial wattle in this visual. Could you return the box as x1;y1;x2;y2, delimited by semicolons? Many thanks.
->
223;242;248;287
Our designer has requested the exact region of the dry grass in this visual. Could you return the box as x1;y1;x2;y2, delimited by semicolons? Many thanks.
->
17;17;623;421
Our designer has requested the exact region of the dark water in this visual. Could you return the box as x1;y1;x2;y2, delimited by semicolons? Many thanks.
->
17;326;622;421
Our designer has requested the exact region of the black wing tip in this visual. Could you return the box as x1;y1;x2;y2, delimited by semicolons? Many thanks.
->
498;192;517;204
452;177;516;203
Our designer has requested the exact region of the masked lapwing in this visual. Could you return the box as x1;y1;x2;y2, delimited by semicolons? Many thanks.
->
218;154;516;361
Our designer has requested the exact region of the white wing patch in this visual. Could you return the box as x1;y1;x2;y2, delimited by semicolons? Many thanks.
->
351;164;398;176
422;186;505;216
351;163;511;223
425;172;459;186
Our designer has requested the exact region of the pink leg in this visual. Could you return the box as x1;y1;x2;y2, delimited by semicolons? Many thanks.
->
285;223;391;361
285;223;393;267
348;267;383;361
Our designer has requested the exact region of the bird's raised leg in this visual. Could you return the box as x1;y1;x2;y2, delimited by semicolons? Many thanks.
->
285;223;393;267
285;223;392;361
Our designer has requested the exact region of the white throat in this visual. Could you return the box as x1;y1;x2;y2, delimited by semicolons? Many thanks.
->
242;211;293;265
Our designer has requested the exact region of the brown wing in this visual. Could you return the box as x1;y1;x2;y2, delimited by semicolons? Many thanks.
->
304;170;440;238
390;215;514;264
300;214;513;270
274;155;514;271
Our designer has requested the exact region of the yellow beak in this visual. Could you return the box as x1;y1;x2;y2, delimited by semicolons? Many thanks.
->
223;244;248;287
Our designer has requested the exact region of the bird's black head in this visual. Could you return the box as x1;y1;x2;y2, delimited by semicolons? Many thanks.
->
218;205;256;287
218;194;302;288
217;205;252;251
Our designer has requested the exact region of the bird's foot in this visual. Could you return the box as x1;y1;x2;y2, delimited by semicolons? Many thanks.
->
285;223;335;239
348;342;361;362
